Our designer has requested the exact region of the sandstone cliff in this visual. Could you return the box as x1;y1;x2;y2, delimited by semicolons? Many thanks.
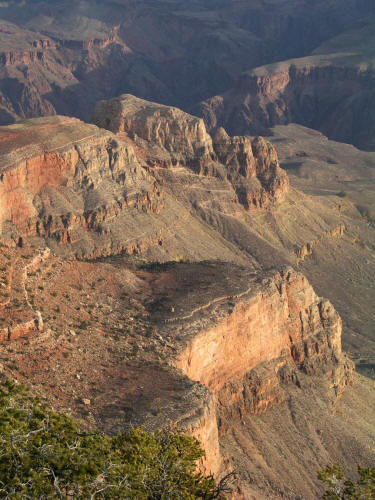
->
92;94;216;172
0;116;166;255
164;266;353;478
0;115;248;262
174;268;347;397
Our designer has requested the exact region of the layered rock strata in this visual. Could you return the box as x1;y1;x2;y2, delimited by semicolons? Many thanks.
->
0;116;164;253
0;99;366;497
91;94;216;173
172;267;352;413
195;59;375;151
0;115;258;262
155;265;353;477
91;94;289;211
294;223;345;262
0;255;353;483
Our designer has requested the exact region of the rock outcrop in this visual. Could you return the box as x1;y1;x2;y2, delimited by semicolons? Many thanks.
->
171;267;353;443
0;114;262;262
0;251;355;488
155;264;354;484
92;94;216;173
213;128;289;209
0;116;165;255
174;268;348;396
91;94;289;211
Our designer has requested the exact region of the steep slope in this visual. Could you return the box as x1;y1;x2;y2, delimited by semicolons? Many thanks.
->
195;19;375;150
267;124;375;369
0;0;374;123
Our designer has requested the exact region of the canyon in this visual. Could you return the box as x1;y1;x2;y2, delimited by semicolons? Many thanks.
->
0;94;373;498
0;0;373;137
0;0;374;497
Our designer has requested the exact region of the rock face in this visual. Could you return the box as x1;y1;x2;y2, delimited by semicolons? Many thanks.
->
91;94;289;210
0;246;354;489
0;116;165;256
176;391;222;476
0;115;262;263
156;264;354;487
194;19;375;151
0;16;131;124
213;129;289;209
196;65;375;149
92;94;215;172
175;268;347;397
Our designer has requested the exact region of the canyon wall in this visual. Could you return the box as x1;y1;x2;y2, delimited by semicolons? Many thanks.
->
0;114;255;263
195;62;375;151
176;391;222;476
0;116;164;251
163;267;354;478
0;0;374;126
175;268;344;395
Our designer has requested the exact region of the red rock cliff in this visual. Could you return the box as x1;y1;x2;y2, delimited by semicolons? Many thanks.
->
171;267;353;472
0;116;163;252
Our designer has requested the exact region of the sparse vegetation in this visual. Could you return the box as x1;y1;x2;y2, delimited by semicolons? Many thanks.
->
138;260;191;272
318;464;375;499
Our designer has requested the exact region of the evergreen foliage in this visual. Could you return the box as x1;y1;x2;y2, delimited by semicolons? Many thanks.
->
0;379;225;499
318;464;375;499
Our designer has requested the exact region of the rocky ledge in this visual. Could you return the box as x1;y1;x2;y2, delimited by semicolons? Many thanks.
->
159;265;353;473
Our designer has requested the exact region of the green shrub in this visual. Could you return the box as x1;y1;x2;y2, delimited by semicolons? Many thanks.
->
0;379;226;499
318;464;375;499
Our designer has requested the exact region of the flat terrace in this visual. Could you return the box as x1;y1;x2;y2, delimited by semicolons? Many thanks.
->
0;116;109;171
